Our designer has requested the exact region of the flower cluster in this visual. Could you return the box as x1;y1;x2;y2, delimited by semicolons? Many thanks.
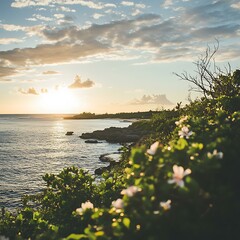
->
76;200;94;214
121;185;141;197
207;149;224;159
175;115;188;126
178;126;193;139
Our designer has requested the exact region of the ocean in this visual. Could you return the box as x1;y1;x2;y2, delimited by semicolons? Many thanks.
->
0;114;131;209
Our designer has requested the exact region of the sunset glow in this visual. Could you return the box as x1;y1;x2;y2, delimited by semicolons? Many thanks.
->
38;87;83;114
0;0;239;114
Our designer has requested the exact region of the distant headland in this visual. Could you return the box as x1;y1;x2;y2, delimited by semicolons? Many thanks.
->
64;110;162;120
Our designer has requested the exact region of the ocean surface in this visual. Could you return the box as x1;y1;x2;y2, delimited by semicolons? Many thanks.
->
0;114;131;209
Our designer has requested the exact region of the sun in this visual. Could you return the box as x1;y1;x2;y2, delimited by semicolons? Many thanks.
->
39;87;81;114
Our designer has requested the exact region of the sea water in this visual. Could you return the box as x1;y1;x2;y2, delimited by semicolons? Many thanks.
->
0;115;131;209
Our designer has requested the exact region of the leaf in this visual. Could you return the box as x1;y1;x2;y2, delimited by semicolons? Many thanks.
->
123;217;131;229
95;231;105;236
176;138;188;150
66;233;88;239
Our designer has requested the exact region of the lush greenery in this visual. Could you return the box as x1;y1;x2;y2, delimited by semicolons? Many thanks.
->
1;67;239;239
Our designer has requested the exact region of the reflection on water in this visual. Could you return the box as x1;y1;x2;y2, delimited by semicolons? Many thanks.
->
0;115;131;209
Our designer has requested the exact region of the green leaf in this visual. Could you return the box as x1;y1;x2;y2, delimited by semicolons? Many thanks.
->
66;233;88;240
123;217;131;229
176;138;188;150
95;231;105;236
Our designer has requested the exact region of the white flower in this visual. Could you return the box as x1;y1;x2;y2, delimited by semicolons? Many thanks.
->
178;126;193;139
160;200;171;211
76;200;94;214
112;198;124;209
121;186;141;197
168;165;191;187
207;149;224;159
175;116;188;126
147;141;159;155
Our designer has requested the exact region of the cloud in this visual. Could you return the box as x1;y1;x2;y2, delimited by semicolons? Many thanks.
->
0;23;45;38
0;38;23;44
105;3;117;8
130;94;174;105
231;2;240;9
121;1;134;7
93;13;104;19
42;70;60;75
1;3;240;80
41;88;48;93
54;14;65;19
26;17;37;21
68;75;95;89
18;87;39;95
57;6;76;12
0;65;18;79
11;0;113;10
0;24;26;31
32;14;53;21
162;0;173;8
135;4;146;9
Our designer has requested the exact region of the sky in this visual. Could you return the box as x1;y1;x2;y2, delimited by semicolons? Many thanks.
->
0;0;239;114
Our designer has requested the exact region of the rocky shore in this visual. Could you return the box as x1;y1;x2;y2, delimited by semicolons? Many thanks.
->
80;124;149;143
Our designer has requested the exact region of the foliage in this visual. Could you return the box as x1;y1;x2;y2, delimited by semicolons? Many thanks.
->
65;111;163;120
1;67;240;239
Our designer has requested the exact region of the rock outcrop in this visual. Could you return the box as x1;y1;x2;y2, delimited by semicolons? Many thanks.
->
80;126;148;143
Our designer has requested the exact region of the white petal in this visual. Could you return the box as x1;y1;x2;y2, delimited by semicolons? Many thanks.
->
178;180;184;187
147;141;159;155
184;168;192;176
168;179;175;184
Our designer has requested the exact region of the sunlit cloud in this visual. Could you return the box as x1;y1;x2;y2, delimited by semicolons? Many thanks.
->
162;0;173;8
135;4;146;9
41;88;48;93
0;23;45;38
93;13;104;19
32;14;53;22
130;94;174;105
26;17;37;21
121;1;134;7
0;24;26;31
68;75;95;89
11;0;115;10
105;3;117;8
57;6;76;12
0;65;18;79
42;70;60;75
1;1;240;81
18;87;39;95
231;2;240;9
0;38;23;44
54;14;65;19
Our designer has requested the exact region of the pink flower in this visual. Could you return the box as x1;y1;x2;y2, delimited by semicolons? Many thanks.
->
112;198;124;209
160;200;171;210
76;200;94;214
175;116;188;126
121;186;141;197
178;126;193;139
168;165;191;187
147;141;159;155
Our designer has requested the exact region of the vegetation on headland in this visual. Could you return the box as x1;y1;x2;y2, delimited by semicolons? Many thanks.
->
1;48;240;240
64;111;162;120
